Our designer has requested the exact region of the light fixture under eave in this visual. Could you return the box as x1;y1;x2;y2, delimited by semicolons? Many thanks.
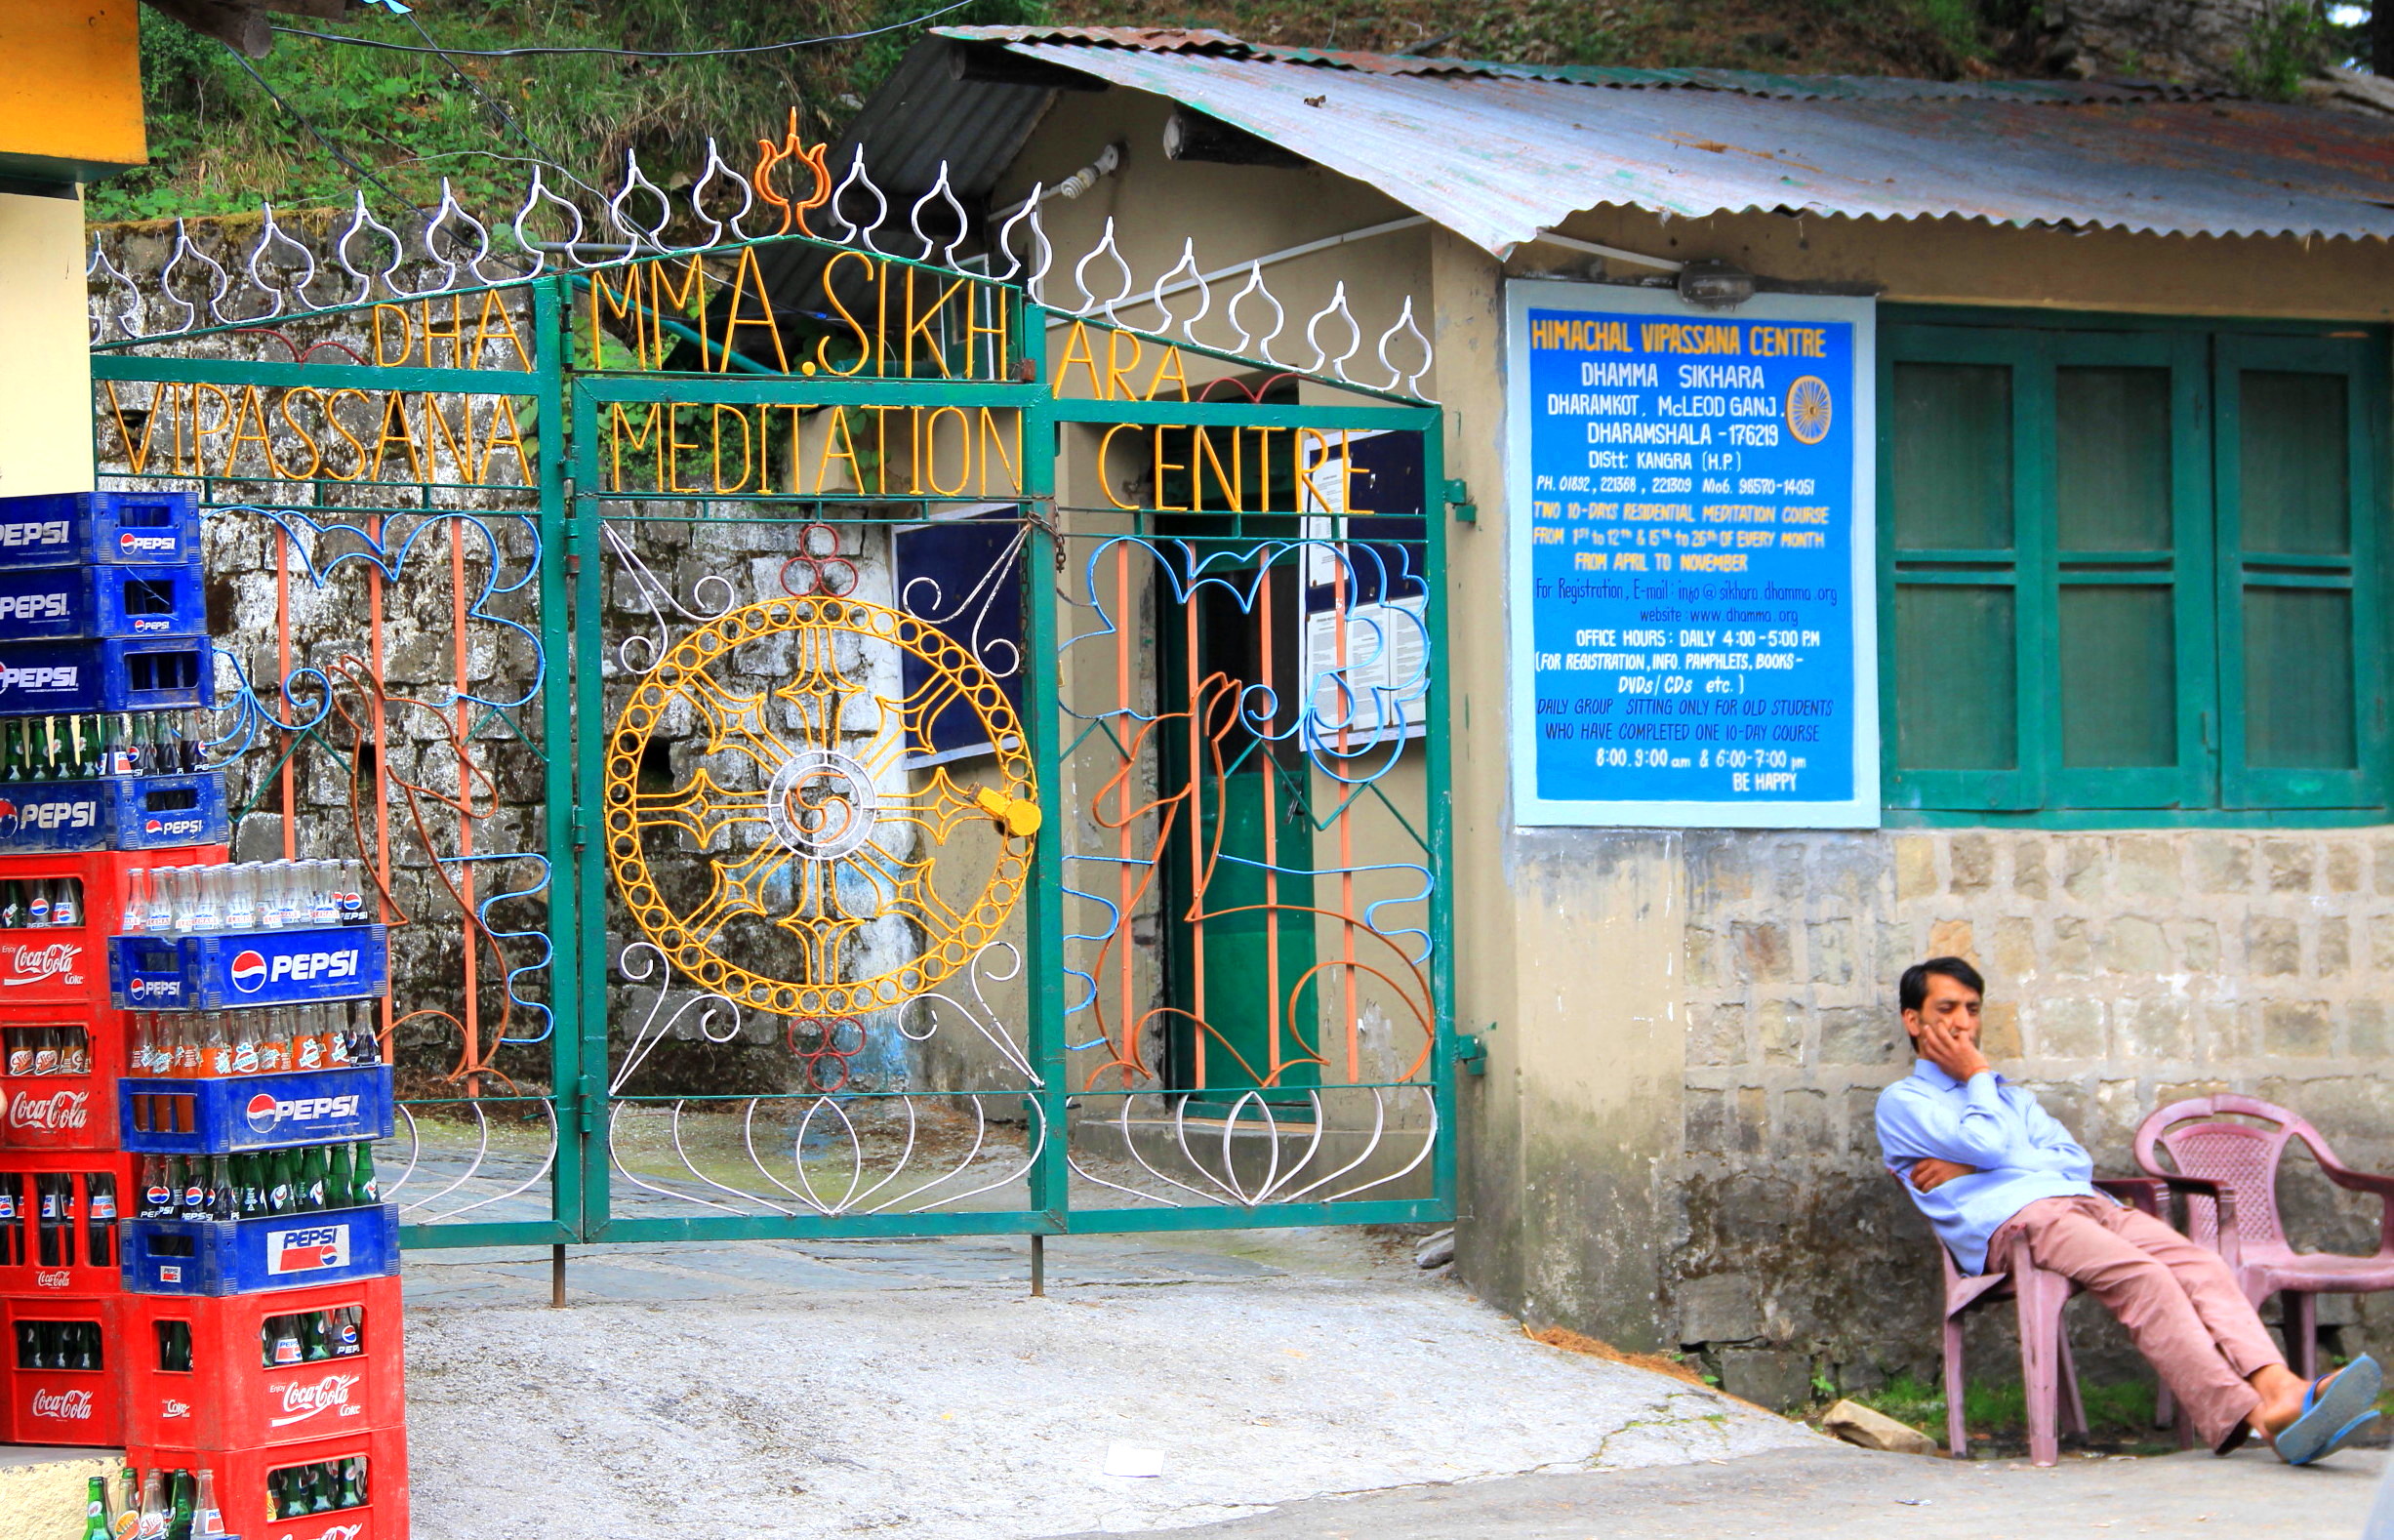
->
1676;260;1757;309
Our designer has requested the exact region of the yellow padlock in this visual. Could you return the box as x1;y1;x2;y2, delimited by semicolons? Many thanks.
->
975;786;1042;838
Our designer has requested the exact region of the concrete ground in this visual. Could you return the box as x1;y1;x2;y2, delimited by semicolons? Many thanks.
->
400;1232;2386;1539
1043;1442;2390;1539
399;1229;1812;1539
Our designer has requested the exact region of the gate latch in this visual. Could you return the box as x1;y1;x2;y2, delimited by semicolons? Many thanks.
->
1443;478;1477;524
1453;1031;1488;1075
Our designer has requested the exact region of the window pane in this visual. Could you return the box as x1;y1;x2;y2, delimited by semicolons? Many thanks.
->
1895;584;2016;770
2056;367;2171;552
1891;363;2012;550
2241;371;2349;556
2060;586;2175;767
2245;586;2355;768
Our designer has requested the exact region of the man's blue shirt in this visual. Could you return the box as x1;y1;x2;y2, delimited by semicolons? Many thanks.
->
1874;1058;2104;1275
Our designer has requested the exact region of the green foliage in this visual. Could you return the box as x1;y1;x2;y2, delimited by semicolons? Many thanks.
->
2234;1;2333;102
852;0;1054;91
93;2;935;224
1853;1372;2164;1445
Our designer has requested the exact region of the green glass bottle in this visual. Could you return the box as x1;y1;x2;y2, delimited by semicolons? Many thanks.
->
301;1311;329;1361
0;718;22;782
296;1144;326;1212
337;1457;366;1510
327;1143;352;1210
80;1475;108;1540
265;1149;294;1216
351;1141;378;1205
166;1469;193;1540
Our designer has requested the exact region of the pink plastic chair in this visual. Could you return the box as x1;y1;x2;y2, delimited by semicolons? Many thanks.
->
2133;1093;2394;1380
1938;1177;2179;1467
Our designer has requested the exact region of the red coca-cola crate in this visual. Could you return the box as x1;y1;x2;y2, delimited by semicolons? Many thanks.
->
132;1424;408;1540
0;846;223;1007
0;1291;124;1444
0;1148;137;1296
124;1276;403;1450
0;1005;124;1149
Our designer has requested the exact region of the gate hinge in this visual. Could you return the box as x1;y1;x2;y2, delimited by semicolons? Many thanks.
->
1452;1031;1488;1075
1443;478;1478;524
570;802;587;850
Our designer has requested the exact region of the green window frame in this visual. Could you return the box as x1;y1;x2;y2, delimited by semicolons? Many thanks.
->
1879;312;2387;823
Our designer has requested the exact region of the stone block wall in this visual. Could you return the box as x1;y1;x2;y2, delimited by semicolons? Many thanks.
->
1672;827;2394;1406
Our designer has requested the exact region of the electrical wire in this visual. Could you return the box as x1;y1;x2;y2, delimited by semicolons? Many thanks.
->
270;0;979;59
224;50;401;199
398;9;603;201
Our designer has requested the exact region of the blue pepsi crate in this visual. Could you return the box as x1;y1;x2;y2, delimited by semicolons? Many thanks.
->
119;1065;393;1155
0;492;199;569
0;560;205;642
122;1203;399;1295
0;636;212;716
110;924;388;1011
0;772;225;852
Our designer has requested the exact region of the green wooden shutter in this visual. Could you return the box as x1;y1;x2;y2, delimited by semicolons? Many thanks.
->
2216;335;2386;810
2046;330;2213;810
1881;326;2045;811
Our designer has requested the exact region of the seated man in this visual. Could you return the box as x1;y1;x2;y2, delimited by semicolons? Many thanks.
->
1877;956;2379;1464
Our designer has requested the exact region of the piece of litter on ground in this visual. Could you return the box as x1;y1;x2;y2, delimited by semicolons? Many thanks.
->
1895;1498;1927;1506
1103;1442;1165;1478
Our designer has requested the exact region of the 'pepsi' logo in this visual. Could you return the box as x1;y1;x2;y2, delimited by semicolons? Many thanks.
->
0;799;18;838
245;1091;360;1134
229;950;267;993
143;818;161;834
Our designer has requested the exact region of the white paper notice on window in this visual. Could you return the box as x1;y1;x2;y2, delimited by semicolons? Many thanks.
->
1307;594;1429;743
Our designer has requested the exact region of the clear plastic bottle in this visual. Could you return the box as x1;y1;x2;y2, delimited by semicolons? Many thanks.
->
223;865;257;930
190;866;224;933
122;867;149;934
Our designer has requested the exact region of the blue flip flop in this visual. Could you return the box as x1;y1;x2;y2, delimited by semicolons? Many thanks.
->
2277;1353;2383;1467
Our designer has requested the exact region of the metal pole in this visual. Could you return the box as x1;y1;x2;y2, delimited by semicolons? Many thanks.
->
1030;1233;1044;1298
551;1244;567;1308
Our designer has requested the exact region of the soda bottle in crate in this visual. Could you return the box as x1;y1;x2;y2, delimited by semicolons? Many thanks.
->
0;1291;124;1444
121;1136;397;1296
130;1424;408;1540
125;1275;404;1451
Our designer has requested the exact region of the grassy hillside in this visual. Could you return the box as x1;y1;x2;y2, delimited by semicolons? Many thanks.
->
97;0;2048;224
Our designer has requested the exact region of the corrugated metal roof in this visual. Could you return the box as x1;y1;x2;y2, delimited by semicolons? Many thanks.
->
940;24;2210;101
930;27;2394;253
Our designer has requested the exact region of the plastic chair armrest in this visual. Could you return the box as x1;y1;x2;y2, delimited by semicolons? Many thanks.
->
2313;1159;2394;1254
2093;1177;2168;1217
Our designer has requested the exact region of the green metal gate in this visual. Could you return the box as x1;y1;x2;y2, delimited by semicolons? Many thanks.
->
89;223;1453;1250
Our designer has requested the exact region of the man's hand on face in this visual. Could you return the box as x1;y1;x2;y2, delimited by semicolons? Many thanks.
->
1914;1006;1991;1082
1907;1156;1976;1193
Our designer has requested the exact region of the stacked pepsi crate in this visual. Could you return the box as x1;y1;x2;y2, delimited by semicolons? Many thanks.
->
0;491;410;1539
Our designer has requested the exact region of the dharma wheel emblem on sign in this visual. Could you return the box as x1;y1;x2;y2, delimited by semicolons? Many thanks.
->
603;593;1038;1016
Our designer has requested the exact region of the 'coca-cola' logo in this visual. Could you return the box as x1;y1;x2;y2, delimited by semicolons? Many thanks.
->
5;1088;89;1131
268;1371;361;1427
1;942;79;986
34;1269;70;1289
278;1525;364;1540
162;1398;190;1419
29;1388;93;1419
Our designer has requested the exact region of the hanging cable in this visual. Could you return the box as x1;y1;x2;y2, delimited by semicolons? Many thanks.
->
224;51;402;200
397;9;603;201
270;0;978;59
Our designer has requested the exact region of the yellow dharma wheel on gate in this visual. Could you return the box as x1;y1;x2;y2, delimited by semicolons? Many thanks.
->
602;593;1038;1016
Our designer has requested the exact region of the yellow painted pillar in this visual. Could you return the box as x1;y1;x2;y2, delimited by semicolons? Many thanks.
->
0;189;99;496
0;0;145;497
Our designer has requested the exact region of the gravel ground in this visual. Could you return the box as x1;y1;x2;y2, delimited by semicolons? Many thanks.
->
400;1232;1817;1538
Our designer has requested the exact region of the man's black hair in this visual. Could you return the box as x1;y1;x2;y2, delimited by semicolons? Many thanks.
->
1899;956;1985;1013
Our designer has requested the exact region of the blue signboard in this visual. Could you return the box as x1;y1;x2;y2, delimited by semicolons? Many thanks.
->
1505;283;1877;827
